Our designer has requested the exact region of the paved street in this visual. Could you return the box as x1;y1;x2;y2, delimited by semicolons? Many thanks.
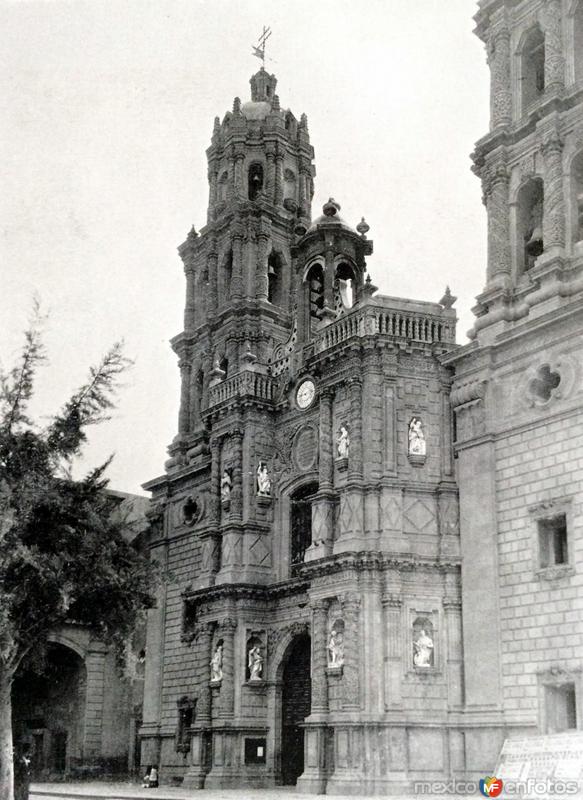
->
29;781;456;800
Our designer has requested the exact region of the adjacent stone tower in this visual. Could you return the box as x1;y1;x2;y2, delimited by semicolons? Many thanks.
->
141;66;463;795
445;0;583;779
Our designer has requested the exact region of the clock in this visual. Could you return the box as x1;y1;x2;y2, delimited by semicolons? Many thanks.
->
296;378;316;409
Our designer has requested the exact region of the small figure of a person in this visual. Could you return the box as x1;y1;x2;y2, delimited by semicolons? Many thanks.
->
408;417;426;456
413;628;434;667
248;645;263;681
210;642;223;681
257;463;271;496
221;470;232;503
328;629;344;667
337;426;350;459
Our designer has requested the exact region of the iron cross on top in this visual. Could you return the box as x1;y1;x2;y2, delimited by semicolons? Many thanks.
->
252;26;272;66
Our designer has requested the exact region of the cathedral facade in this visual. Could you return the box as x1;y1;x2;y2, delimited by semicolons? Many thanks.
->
140;0;583;794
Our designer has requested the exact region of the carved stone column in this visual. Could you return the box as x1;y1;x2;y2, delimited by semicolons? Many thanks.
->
382;592;402;709
488;24;511;128
218;618;237;719
255;231;270;301
184;265;196;332
274;153;284;206
342;593;361;709
310;600;329;714
234;152;245;199
231;227;244;300
484;164;511;284
543;0;565;92
318;390;334;491
322;248;336;319
542;130;565;250
198;623;214;726
230;430;244;522
210;438;221;526
207;167;218;224
348;378;363;479
178;358;192;435
266;148;276;203
182;623;213;787
207;255;217;315
444;598;464;708
227;154;236;201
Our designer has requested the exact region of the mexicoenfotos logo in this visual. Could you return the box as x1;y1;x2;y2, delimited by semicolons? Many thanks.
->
479;776;504;797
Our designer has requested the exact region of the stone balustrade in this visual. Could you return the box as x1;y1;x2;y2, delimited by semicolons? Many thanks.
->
207;370;275;408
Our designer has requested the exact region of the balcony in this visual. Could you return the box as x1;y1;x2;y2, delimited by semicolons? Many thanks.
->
207;370;275;409
313;297;456;355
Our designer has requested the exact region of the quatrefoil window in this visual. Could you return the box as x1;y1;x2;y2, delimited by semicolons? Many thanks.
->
529;365;561;404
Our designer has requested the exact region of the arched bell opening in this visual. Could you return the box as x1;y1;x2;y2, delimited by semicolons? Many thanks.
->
516;177;544;274
334;261;357;312
248;162;264;201
520;26;545;111
267;251;284;306
305;263;324;337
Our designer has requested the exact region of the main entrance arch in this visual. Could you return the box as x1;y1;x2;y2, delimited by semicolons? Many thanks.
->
280;633;311;786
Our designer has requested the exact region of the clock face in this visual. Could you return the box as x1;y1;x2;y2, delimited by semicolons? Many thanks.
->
296;379;316;409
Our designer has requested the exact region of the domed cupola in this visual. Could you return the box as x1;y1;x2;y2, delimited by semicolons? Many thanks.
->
294;199;374;344
204;70;315;224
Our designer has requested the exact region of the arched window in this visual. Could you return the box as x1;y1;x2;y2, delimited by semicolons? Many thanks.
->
218;171;228;202
571;151;583;243
335;262;356;311
219;356;228;378
521;26;545;110
516;177;544;273
196;368;204;413
290;482;318;570
306;263;324;333
267;251;283;305
248;162;264;200
283;169;296;205
223;250;233;299
575;1;583;84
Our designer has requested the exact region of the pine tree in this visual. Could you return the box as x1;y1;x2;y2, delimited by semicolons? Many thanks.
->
0;307;157;800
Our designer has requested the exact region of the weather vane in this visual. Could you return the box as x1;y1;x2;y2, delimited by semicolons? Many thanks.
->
252;26;272;67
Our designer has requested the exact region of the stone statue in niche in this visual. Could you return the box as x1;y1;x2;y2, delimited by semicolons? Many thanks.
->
336;425;350;459
248;644;263;681
413;628;434;668
408;417;426;456
221;470;232;503
210;643;223;682
257;462;271;496
328;627;344;667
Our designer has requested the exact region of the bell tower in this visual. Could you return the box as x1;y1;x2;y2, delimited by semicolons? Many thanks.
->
445;0;583;778
166;68;315;472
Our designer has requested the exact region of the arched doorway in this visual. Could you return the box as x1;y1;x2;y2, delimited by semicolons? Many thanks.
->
12;643;86;778
281;633;311;786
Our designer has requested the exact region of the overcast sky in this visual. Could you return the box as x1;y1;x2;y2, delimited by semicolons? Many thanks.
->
0;0;489;495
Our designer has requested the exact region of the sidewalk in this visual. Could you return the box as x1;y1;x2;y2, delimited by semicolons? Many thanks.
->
29;781;442;800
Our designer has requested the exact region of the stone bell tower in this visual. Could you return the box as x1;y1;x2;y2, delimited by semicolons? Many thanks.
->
165;66;315;474
444;0;583;779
